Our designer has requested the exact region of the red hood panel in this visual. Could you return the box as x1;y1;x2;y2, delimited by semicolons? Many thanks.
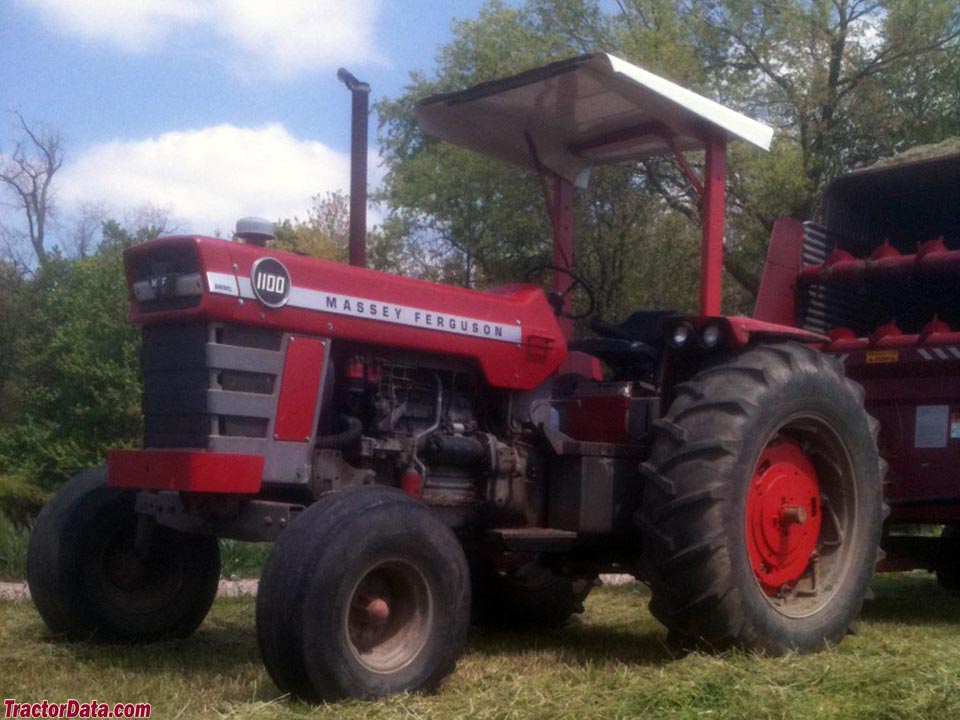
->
124;236;567;390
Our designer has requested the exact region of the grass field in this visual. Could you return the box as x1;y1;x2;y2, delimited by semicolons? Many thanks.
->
3;574;960;719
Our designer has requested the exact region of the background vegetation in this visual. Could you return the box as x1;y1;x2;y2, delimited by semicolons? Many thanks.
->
1;0;958;527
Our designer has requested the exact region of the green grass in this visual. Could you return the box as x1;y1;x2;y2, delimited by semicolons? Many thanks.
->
3;574;960;719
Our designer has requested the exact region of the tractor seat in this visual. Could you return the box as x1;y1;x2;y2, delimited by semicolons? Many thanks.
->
567;310;676;377
588;310;677;344
566;337;659;367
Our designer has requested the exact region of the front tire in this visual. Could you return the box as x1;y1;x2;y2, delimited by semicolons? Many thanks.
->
27;467;221;642
256;486;471;701
639;342;884;653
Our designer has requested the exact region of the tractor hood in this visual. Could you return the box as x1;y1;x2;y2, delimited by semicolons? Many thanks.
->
415;52;773;187
123;235;567;391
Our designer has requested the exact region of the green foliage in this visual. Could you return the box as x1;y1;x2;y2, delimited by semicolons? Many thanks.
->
0;472;37;580
272;191;350;261
0;223;144;490
219;540;271;580
0;509;30;581
0;474;48;524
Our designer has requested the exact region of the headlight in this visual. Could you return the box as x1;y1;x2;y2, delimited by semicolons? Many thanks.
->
669;322;694;348
700;323;721;349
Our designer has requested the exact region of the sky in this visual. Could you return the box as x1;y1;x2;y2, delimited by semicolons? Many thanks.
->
0;0;501;239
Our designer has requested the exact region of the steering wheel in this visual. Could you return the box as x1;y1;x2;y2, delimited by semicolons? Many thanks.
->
523;265;596;320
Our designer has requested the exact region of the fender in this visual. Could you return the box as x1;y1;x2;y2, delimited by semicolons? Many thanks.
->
664;314;828;350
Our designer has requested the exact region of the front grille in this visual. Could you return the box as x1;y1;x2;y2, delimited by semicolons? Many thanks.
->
130;244;203;313
142;323;283;449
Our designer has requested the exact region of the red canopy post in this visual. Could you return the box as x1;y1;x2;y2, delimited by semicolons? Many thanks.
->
552;176;576;338
700;134;727;316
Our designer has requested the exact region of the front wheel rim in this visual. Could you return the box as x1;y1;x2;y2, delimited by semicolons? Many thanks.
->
344;559;433;674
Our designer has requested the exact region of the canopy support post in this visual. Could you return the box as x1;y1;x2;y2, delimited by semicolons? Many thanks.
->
552;176;575;338
701;135;726;316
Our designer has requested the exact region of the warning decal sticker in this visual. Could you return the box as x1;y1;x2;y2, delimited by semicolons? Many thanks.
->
915;405;949;449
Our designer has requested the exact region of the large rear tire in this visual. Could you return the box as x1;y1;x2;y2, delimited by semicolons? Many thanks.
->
256;486;471;701
639;342;885;653
27;467;220;642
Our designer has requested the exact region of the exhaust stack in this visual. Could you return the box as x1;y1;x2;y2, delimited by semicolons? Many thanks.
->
337;68;370;268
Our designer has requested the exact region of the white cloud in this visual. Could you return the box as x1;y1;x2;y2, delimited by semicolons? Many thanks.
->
217;0;383;76
18;0;204;51
58;124;353;235
17;0;382;73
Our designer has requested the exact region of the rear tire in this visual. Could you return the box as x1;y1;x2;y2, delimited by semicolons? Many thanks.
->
256;486;471;701
639;342;885;653
27;467;220;642
470;553;590;629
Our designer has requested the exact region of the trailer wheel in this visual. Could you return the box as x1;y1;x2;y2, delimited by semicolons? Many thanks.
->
639;342;885;654
27;466;220;642
470;553;591;628
256;486;470;701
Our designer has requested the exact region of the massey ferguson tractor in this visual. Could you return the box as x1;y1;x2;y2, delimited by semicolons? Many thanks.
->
26;53;886;701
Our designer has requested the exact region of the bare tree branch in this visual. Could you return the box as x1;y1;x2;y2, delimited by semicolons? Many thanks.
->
0;113;64;269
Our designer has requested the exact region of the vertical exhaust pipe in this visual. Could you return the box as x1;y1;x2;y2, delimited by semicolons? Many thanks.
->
337;68;370;268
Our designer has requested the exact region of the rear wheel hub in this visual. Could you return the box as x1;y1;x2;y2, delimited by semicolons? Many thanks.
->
746;440;821;596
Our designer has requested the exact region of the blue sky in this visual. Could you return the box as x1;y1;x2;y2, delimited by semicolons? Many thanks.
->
0;0;500;238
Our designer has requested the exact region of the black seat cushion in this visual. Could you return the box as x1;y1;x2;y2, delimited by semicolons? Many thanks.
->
567;310;676;380
588;310;677;345
566;337;658;368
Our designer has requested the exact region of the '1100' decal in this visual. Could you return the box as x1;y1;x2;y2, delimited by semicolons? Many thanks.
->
256;271;286;294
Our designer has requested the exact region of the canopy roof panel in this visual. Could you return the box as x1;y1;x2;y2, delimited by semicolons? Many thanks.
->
415;52;774;186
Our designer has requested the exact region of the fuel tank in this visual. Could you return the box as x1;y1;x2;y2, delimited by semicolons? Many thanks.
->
123;235;567;390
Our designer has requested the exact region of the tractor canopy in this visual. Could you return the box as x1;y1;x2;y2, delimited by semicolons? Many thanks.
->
415;52;773;319
415;52;773;188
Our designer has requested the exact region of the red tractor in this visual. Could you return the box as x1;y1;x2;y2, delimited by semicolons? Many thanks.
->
27;54;885;701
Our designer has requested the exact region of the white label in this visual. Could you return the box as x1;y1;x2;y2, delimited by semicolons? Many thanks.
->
235;278;522;343
206;271;239;297
915;405;949;449
288;287;522;343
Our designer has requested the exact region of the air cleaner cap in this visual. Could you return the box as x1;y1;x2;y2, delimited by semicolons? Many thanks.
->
236;217;275;246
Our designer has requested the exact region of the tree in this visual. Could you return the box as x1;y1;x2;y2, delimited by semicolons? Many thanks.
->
677;0;960;210
0;113;64;270
0;218;152;489
0;258;24;423
376;0;670;312
273;191;351;261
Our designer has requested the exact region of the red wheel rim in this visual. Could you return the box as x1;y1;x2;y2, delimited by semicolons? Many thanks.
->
746;439;822;596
